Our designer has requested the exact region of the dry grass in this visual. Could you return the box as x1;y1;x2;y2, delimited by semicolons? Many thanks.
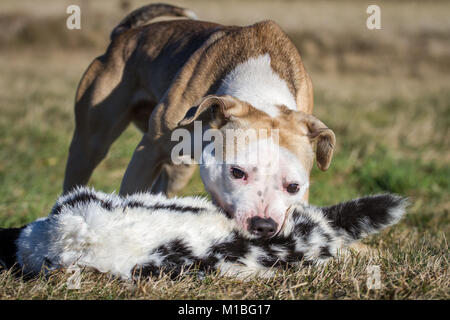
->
0;0;449;299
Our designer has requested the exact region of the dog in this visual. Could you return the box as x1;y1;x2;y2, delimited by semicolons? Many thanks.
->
63;3;336;238
0;187;407;279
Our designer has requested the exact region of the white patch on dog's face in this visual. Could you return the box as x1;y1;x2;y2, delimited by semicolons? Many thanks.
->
200;138;309;236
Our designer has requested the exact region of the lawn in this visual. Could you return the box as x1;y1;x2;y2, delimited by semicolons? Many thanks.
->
0;0;448;299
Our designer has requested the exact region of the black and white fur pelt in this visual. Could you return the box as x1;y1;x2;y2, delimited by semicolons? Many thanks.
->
0;187;407;279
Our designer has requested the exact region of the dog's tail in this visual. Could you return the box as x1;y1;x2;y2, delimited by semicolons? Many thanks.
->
110;3;198;40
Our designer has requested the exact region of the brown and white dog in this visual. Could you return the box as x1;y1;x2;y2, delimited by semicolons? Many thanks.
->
63;3;336;238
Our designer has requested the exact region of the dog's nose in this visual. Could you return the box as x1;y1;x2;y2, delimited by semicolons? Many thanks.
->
247;217;278;238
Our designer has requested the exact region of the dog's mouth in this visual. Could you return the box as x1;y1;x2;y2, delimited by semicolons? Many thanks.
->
209;193;288;238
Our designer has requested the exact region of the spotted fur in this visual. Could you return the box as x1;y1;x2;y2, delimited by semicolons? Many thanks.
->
0;187;407;279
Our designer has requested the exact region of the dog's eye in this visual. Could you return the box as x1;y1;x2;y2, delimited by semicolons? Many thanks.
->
231;167;246;179
286;183;300;194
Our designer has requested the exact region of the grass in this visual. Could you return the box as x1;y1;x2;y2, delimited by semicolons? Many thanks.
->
0;0;449;299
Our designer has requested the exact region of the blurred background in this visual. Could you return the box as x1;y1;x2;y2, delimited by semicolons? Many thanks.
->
0;0;448;235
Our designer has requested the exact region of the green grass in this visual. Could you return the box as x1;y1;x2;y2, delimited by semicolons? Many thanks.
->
0;0;449;299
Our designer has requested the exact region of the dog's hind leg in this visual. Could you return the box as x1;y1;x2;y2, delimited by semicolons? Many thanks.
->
63;56;135;193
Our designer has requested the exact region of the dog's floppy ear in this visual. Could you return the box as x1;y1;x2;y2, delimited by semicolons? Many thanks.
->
178;95;247;128
322;194;408;245
302;114;336;171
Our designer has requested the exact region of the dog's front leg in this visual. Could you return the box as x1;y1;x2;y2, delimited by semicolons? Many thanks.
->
120;133;165;195
151;163;196;197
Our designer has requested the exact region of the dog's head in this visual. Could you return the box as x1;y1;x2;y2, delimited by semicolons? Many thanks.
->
179;95;335;238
